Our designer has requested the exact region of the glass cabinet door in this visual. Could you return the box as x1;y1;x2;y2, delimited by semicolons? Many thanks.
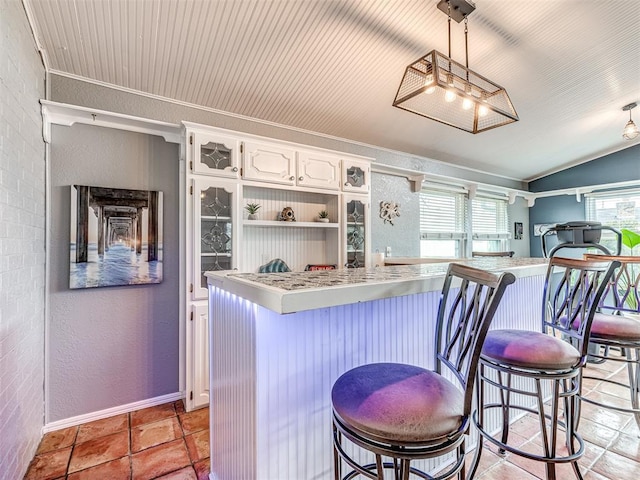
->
191;131;241;178
342;158;370;193
193;179;237;299
345;197;368;268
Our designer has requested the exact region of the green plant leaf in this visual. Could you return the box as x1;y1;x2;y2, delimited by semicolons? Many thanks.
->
621;229;640;250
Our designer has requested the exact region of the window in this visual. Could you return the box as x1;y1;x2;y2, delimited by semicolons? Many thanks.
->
419;189;511;257
586;189;640;254
471;196;510;252
419;189;467;257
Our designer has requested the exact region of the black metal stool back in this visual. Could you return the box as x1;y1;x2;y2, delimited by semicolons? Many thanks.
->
469;256;619;480
584;254;640;316
331;264;515;480
435;265;515;421
542;257;620;358
581;254;640;430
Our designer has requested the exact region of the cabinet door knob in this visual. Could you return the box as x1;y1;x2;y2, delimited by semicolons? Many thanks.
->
344;182;349;186
298;176;304;181
289;176;295;181
232;167;238;172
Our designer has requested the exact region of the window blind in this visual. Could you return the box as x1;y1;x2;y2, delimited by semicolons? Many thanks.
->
585;189;640;231
419;189;467;240
471;196;510;240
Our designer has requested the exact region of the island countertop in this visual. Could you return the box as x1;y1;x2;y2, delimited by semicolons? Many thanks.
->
206;257;548;314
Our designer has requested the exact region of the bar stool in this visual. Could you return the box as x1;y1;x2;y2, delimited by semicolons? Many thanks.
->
331;263;515;480
582;254;640;430
469;257;619;480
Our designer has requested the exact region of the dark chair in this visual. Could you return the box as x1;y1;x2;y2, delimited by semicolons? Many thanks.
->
582;254;640;430
469;256;619;480
541;222;621;258
331;263;515;480
472;251;515;258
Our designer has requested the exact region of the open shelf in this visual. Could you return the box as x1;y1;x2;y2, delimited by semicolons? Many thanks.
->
243;220;339;228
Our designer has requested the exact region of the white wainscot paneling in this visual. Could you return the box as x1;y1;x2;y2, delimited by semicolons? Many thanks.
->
211;288;440;479
243;187;338;223
209;274;546;479
243;227;335;272
209;276;543;480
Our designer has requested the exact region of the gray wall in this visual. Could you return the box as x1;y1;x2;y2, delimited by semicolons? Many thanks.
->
49;75;530;260
48;124;180;421
528;144;640;256
50;75;526;189
371;172;421;257
0;0;46;477
530;145;640;192
370;176;531;259
508;198;531;258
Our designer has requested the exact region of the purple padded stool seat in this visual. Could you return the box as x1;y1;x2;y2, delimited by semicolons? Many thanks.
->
481;329;580;370
583;313;640;428
332;363;464;444
580;254;640;431
588;313;640;341
468;257;619;480
331;263;515;480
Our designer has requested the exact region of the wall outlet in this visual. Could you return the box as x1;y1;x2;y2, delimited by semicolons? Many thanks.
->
385;246;391;256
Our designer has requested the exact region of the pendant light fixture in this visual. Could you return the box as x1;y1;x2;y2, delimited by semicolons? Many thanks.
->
393;0;518;134
622;103;639;140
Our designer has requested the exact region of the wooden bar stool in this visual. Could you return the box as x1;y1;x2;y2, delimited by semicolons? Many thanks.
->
582;254;640;430
331;263;515;480
468;257;619;480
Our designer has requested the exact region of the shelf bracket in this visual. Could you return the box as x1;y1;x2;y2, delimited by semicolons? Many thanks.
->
408;174;426;192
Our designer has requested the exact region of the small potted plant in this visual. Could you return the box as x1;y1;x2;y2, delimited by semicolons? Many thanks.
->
245;202;261;220
317;210;330;223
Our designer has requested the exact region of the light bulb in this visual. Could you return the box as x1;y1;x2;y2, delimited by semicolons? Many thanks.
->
623;120;639;140
424;74;436;94
444;73;455;101
462;98;473;110
478;105;488;117
446;73;454;87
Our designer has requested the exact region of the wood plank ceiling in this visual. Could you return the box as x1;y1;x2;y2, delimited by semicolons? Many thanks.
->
24;0;640;181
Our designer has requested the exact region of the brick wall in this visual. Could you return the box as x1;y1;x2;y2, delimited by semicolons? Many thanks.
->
0;0;46;478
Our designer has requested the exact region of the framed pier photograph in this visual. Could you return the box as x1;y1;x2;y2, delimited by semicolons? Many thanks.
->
69;185;163;289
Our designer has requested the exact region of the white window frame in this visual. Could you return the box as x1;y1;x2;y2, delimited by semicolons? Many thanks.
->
471;194;511;253
585;188;640;255
420;188;511;258
419;187;468;258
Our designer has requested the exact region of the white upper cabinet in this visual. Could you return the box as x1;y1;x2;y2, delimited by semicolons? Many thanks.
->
190;129;241;178
342;157;370;193
243;141;296;185
297;151;341;191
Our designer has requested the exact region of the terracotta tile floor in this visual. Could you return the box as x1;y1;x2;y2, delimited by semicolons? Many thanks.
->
25;400;210;480
24;356;640;479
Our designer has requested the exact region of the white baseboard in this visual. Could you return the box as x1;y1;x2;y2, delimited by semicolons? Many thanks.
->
43;391;184;433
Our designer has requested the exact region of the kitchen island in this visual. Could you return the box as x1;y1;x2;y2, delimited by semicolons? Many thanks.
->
206;258;548;480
